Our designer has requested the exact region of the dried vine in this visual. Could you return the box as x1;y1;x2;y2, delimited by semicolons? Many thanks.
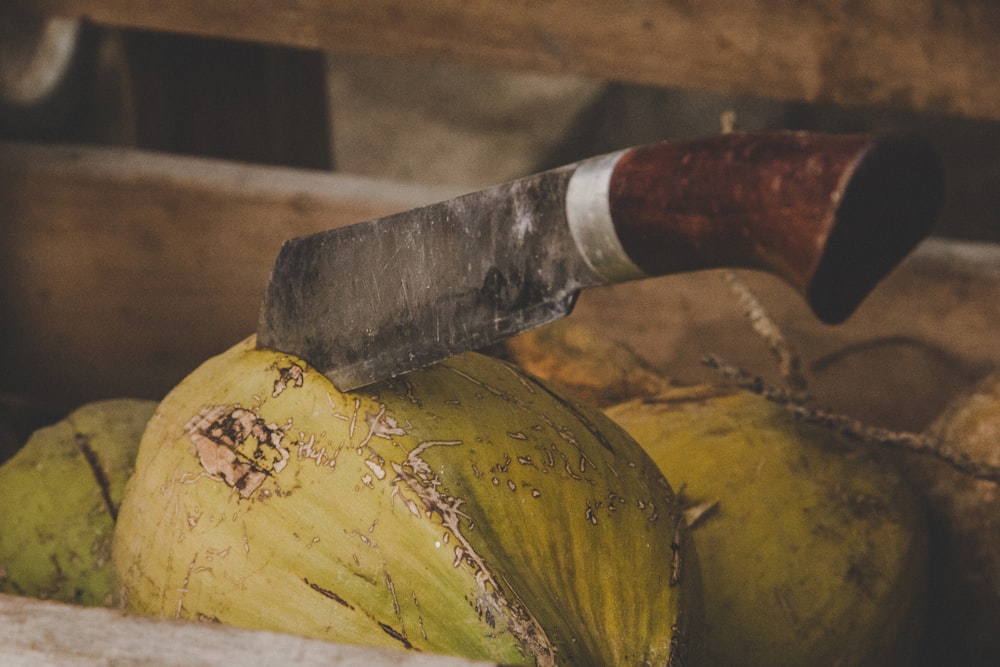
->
713;274;1000;484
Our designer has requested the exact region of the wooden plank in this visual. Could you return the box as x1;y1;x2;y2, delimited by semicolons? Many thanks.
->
7;0;1000;120
0;594;494;666
0;142;461;406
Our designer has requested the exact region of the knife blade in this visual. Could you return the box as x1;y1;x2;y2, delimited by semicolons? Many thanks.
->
257;132;942;390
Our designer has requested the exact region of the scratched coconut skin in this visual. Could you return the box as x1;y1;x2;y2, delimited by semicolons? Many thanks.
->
113;336;700;665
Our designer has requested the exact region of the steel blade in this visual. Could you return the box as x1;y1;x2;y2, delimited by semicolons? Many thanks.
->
257;167;603;390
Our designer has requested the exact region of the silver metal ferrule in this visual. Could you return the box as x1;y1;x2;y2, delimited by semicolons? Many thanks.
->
565;150;648;283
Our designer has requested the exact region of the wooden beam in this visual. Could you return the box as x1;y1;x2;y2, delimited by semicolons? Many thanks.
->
0;142;460;405
0;594;493;666
7;0;1000;120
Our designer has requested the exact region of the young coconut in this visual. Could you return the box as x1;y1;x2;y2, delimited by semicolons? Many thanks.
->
0;398;157;606
905;370;1000;664
112;337;702;665
504;319;929;666
606;386;928;667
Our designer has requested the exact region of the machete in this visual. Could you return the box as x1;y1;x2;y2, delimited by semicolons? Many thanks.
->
257;132;943;390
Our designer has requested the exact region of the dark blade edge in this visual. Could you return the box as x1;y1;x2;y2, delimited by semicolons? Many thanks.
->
320;293;582;390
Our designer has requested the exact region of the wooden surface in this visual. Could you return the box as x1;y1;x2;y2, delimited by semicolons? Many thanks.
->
0;594;493;666
6;0;1000;121
0;141;460;406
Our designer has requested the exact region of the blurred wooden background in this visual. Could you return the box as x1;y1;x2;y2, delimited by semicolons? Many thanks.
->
2;0;999;415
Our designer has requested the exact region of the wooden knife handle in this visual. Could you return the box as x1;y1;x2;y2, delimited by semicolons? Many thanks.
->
604;133;943;323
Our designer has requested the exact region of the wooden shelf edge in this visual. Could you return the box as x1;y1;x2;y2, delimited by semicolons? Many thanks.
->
0;594;495;666
8;0;1000;121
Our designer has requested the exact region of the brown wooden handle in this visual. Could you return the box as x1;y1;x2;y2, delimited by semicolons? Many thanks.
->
607;132;943;323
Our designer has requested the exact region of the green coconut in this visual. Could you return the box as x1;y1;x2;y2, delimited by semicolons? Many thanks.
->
113;336;702;665
0;398;157;606
606;385;928;666
904;370;1000;664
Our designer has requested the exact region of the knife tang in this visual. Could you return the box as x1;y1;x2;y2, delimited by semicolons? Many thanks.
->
566;132;943;323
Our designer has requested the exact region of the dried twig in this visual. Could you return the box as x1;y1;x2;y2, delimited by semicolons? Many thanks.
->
722;270;808;390
701;354;1000;484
